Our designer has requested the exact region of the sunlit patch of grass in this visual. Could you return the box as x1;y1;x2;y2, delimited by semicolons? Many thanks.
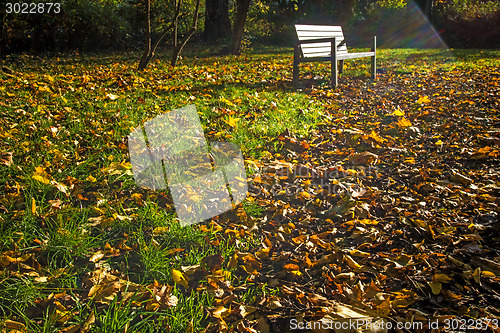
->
242;199;263;218
0;274;41;317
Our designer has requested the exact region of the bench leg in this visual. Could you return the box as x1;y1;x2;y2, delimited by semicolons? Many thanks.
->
331;37;338;88
293;45;300;87
339;60;344;74
371;36;377;80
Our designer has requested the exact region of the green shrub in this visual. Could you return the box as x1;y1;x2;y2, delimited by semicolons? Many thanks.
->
2;0;140;53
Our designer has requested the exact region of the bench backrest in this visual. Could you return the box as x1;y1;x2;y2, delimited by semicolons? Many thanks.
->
295;24;348;58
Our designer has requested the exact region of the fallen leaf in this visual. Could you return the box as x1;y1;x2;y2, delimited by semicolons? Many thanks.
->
171;269;189;288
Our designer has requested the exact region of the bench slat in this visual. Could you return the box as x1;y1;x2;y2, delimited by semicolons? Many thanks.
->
296;31;344;39
295;24;344;32
301;47;348;58
301;43;347;49
301;47;347;54
302;51;331;57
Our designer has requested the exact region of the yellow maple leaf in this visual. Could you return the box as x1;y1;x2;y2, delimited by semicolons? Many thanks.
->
219;96;234;106
391;108;405;116
44;74;55;83
171;269;189;288
86;175;97;183
225;115;239;127
32;174;51;184
33;166;52;184
38;86;52;93
416;95;431;104
397;117;412;127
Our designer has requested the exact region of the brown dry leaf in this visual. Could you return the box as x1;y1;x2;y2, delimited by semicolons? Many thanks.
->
255;248;270;260
266;296;283;310
292;235;309;244
391;289;418;308
348;151;379;165
89;250;105;263
349;249;371;258
433;273;452;283
93;284;121;303
4;320;26;331
472;267;481;283
344;254;362;271
82;311;96;331
256;317;271;333
377;297;392;317
213;305;231;319
441;289;461;300
201;252;224;271
61;325;81;333
239;304;258;317
283;263;300;271
428;281;442;295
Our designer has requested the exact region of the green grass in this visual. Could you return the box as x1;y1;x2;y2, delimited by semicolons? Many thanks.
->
1;46;499;331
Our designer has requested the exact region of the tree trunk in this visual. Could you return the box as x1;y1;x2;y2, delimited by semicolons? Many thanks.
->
425;0;434;22
171;0;201;67
137;0;152;71
137;0;181;71
228;0;251;55
204;0;231;41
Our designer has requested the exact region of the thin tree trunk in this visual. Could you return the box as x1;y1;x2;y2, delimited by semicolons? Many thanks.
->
171;0;201;67
173;0;180;48
137;0;199;70
228;0;251;55
137;0;152;71
425;0;434;22
137;0;181;71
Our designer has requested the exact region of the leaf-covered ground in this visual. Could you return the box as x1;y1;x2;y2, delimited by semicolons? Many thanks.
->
0;48;499;332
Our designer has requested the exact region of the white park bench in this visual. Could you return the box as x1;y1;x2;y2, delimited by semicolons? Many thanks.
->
293;24;376;87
